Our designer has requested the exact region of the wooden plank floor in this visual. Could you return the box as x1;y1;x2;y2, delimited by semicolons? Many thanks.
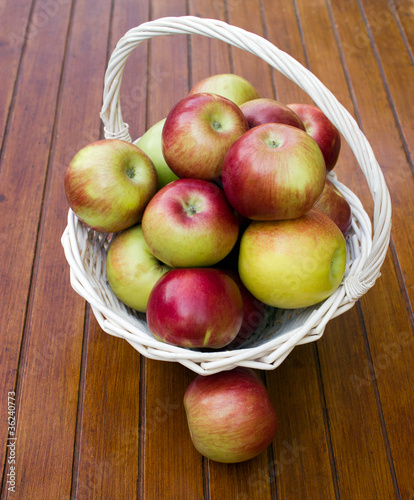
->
1;0;413;498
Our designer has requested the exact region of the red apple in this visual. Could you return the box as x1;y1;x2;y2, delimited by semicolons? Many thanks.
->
314;179;353;236
64;139;158;233
222;123;326;220
141;178;239;268
287;103;341;171
184;367;278;463
240;98;305;130
189;73;260;106
146;268;243;349
162;93;248;181
221;269;267;349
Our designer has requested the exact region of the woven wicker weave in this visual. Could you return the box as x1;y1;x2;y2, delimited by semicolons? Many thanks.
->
61;16;392;375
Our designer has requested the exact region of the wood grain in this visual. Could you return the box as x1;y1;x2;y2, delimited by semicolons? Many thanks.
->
0;0;74;493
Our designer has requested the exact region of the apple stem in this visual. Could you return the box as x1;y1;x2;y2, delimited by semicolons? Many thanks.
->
268;139;279;148
212;120;222;131
184;203;197;216
126;166;135;179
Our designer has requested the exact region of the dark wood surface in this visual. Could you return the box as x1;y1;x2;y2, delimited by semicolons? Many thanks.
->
1;0;413;498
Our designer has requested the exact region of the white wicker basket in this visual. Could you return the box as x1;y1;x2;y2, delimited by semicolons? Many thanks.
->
61;16;392;375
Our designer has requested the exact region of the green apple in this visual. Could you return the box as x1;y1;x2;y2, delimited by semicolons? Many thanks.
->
135;118;179;190
189;73;260;106
106;225;172;312
238;209;347;309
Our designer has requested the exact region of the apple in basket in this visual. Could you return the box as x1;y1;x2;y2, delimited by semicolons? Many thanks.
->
162;92;248;181
135;117;179;190
287;103;341;171
146;268;243;349
238;208;347;309
222;122;326;220
106;225;172;313
184;367;278;463
314;179;353;237
240;98;306;131
141;178;239;268
188;73;260;106
64;139;158;233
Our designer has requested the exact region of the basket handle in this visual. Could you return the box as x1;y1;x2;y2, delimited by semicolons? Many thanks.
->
100;15;391;300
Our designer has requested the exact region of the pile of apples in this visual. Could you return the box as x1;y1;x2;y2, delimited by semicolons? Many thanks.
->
64;73;353;463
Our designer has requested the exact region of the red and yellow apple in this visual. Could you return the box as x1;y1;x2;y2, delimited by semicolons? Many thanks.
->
238;209;347;309
162;93;248;181
184;367;278;463
240;98;305;130
287;103;341;171
64;139;157;233
141;178;239;268
222;123;326;220
146;268;243;349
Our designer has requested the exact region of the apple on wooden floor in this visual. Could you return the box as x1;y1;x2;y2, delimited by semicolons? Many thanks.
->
141;178;239;268
238;208;347;309
287;102;341;171
64;139;158;233
162;92;249;181
106;225;172;313
146;268;243;349
135;117;179;190
240;97;305;130
222;122;326;221
188;73;260;106
184;367;278;463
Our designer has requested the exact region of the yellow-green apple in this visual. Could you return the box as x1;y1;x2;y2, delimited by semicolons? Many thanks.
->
162;93;248;181
184;367;278;463
189;73;260;106
238;208;347;309
314;179;352;236
221;123;326;220
64;139;157;233
287;103;341;171
106;225;172;312
146;268;243;348
135;118;179;189
221;269;267;349
142;178;239;268
240;98;305;130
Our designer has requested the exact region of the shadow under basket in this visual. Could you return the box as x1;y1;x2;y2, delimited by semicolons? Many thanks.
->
61;16;392;375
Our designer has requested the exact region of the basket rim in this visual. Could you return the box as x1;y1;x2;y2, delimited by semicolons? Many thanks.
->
62;15;392;374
